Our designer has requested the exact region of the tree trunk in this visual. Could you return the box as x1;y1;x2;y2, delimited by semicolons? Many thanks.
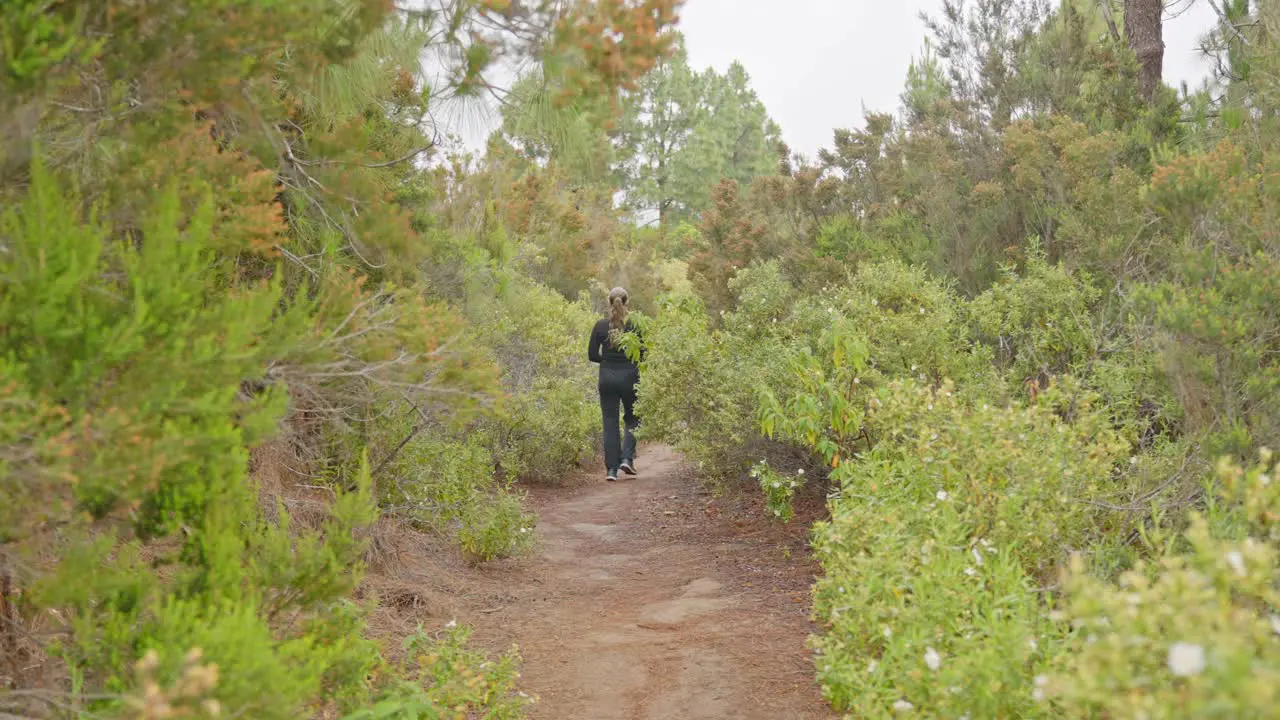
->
1;563;16;689
1124;0;1165;100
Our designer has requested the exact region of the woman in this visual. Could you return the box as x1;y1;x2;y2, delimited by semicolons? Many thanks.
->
587;286;642;482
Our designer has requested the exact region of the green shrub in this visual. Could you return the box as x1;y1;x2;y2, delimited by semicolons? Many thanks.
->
378;423;534;562
815;214;934;268
812;487;1063;718
458;492;537;564
1045;451;1280;717
481;375;595;484
751;460;802;522
467;270;597;483
862;380;1129;575
803;378;1131;717
382;432;498;532
968;248;1101;381
345;623;530;720
634;291;759;481
756;312;1146;717
1135;249;1280;454
1;165;394;718
836;261;988;385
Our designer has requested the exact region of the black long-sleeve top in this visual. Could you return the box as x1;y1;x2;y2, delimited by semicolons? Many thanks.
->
587;319;643;368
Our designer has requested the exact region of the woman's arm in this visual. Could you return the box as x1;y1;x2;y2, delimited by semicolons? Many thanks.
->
588;322;603;363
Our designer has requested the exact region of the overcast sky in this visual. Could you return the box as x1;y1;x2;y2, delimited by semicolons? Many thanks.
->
678;0;1218;159
454;1;1220;157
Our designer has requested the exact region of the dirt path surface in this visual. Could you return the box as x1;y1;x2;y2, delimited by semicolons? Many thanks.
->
462;444;837;720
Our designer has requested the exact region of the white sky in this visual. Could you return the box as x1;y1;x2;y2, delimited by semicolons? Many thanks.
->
453;1;1220;158
678;0;1219;159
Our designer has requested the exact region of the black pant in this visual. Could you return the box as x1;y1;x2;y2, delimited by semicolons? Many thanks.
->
598;364;639;472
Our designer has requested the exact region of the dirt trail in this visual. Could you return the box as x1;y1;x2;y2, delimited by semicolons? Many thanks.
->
465;444;836;720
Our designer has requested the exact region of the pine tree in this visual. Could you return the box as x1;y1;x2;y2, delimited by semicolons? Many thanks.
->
1123;0;1165;100
669;62;782;220
617;37;705;230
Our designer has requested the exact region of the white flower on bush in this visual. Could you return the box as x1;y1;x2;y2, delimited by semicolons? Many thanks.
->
1032;674;1048;701
797;468;805;476
892;699;915;713
1224;550;1246;577
923;647;941;671
1167;642;1206;677
971;547;984;566
964;567;977;577
867;660;878;673
936;490;949;501
1271;614;1280;637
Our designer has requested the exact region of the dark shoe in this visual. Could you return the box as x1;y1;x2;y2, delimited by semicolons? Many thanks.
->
606;471;618;482
619;460;637;476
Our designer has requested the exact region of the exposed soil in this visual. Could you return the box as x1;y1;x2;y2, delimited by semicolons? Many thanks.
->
366;444;836;720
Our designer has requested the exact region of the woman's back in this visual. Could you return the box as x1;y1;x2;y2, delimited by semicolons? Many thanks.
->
592;286;641;481
587;318;638;367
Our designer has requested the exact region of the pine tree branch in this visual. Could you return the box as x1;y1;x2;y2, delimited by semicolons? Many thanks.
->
1099;0;1122;42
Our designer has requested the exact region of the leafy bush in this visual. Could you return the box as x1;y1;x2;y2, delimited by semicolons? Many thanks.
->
345;623;530;720
751;461;803;522
482;376;597;483
0;167;387;718
968;248;1101;382
3;0;683;717
1045;451;1280;717
756;311;1145;717
633;291;761;481
377;422;534;562
467;270;598;483
1135;249;1280;455
815;214;934;268
811;485;1062;718
458;492;538;564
